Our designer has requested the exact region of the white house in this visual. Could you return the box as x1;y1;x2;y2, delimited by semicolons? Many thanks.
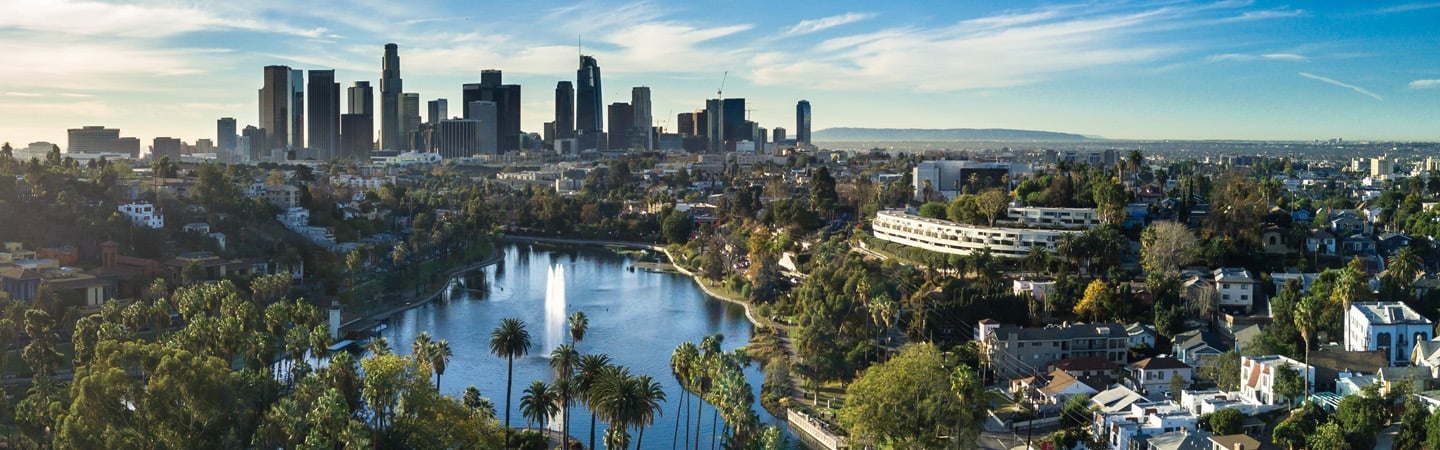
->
1127;323;1157;349
1346;302;1433;367
118;202;164;229
1213;267;1257;314
1093;401;1199;450
1013;279;1056;303
1239;355;1314;406
1128;356;1193;395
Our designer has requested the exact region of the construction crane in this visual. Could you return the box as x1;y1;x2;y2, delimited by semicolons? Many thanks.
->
716;71;728;99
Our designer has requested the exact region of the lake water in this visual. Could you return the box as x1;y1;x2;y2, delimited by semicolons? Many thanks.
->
380;243;788;448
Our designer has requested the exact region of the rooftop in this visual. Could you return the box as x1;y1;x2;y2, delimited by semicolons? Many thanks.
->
1351;302;1432;325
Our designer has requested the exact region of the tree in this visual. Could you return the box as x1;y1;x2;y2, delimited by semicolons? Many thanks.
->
1425;407;1440;450
568;310;588;348
1205;408;1244;435
1273;420;1306;450
1310;421;1351;450
839;344;959;449
810;166;838;216
1273;364;1306;407
549;343;579;446
918;201;948;220
1334;389;1387;449
1169;372;1188;396
949;364;988;448
575;353;613;450
519;380;557;430
1397;395;1429;450
975;188;1012;227
662;209;695;244
1074;279;1116;321
1140;221;1199;276
490;317;532;441
431;339;453;391
1293;293;1320;398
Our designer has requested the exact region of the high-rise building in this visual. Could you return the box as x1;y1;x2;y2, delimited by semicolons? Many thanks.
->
290;70;305;150
677;112;695;136
348;81;374;116
555;81;574;140
576;55;603;134
462;70;521;152
307;70;340;159
435;119;481;159
706;98;745;152
380;43;403;150
607;103;633;150
402;93;420;151
242;125;267;162
796;100;811;146
151;137;182;161
115;137;140;159
693;110;708;137
467;101;499;155
66;126;119;153
773;127;786;144
631;87;652;150
428;99;448;124
217;118;237;154
340;114;373;160
259;65;291;150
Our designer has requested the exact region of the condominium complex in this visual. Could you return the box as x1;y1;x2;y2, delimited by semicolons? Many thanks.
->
871;209;1079;258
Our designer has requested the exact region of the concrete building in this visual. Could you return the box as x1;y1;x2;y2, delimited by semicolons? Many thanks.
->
259;65;293;150
976;320;1129;379
1006;207;1103;229
380;43;403;150
1213;267;1258;314
467;101;498;155
401;92;420;151
151;137;182;161
871;210;1079;258
265;185;301;209
912;160;1010;202
1347;302;1432;366
576;55;602;135
307;69;340;159
1239;355;1314;406
554;81;574;140
427;99;447;124
67;126;120;153
434;119;481;159
631;86;652;150
217;117;237;155
795;100;811;146
608;102;633;150
118;202;164;229
1127;356;1193;395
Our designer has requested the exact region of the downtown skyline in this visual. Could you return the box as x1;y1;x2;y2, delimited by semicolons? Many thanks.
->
1;0;1439;147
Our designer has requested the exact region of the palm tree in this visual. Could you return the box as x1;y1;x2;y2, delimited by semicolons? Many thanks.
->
365;336;391;355
671;342;699;449
632;374;667;450
411;331;434;361
550;378;576;448
490;318;532;441
550;344;579;447
575;353;613;450
696;334;722;450
520;380;558;430
1294;294;1319;399
569;310;589;348
431;339;453;391
1388;245;1422;286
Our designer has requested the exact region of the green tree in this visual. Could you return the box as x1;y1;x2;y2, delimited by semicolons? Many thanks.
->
1169;372;1188;396
1334;388;1387;449
1140;221;1199;276
662;209;695;244
1205;408;1244;435
568;310;588;348
490;317;532;440
839;343;959;449
1273;364;1306;407
949;364;988;448
1397;395;1430;450
1425;407;1440;450
1310;421;1351;450
810;166;838;216
975;188;1012;227
918;201;948;220
575;353;614;450
519;380;557;430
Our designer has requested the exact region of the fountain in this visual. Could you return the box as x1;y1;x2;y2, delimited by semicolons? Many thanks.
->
544;264;567;355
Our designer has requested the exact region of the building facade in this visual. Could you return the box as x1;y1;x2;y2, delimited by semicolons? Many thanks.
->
67;126;120;154
1347;302;1433;366
795;100;811;146
380;43;402;150
977;320;1129;379
871;210;1079;258
307;69;340;159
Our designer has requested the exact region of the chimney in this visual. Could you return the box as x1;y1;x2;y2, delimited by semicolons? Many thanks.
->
1234;443;1245;450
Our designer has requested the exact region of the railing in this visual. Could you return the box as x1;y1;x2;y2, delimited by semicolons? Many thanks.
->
787;409;849;450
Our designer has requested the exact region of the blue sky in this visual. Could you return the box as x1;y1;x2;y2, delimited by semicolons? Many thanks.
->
1;0;1438;147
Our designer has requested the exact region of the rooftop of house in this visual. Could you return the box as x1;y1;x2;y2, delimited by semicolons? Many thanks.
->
988;322;1128;342
1132;356;1192;371
1208;434;1262;450
1090;385;1147;412
1054;356;1123;372
1351;302;1432;326
1213;267;1256;283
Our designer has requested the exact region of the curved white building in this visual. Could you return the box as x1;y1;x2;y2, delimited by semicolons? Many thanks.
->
871;209;1079;258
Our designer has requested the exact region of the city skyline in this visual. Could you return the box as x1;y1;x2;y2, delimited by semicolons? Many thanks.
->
1;0;1439;147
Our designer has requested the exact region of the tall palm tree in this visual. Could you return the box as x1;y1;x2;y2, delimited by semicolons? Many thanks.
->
632;374;667;450
431;339;453;391
1294;294;1319;399
550;344;579;447
568;310;589;348
671;342;699;449
550;378;576;448
1388;245;1422;287
490;317;532;442
365;336;391;355
696;334;722;450
520;380;558;430
411;331;434;361
575;353;613;450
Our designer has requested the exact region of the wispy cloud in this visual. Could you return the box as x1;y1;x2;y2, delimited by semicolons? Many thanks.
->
1410;79;1440;89
1208;52;1308;62
1375;3;1440;14
0;0;324;38
1299;72;1383;100
785;13;876;36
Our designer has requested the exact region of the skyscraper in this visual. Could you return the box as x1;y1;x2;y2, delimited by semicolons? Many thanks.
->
435;119;481;159
242;126;267;162
216;118;237;155
67;126;119;153
348;81;374;116
677;112;695;136
343;81;374;160
631;87;652;150
772;127;786;143
291;70;305;150
428;99;448;124
706;98;745;152
555;81;574;140
576;55;603;134
259;65;291;150
307;70;339;159
796;100;811;146
468;101;498;155
607;102;633;150
151;137;182;161
402;93;420;151
462;70;521;152
380;43;402;150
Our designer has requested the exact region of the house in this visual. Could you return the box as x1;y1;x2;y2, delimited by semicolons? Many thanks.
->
1128;323;1157;349
118;202;164;229
1341;235;1377;256
1270;272;1320;294
1137;430;1212;450
37;246;78;267
1013;279;1057;304
1292;209;1314;223
1337;373;1378;397
1090;385;1148;413
977;320;1130;379
1378;366;1439;393
1173;330;1224;366
1094;401;1201;450
1213;268;1257;314
1307;345;1390;393
1208;434;1261;450
182;222;212;234
1021;368;1103;405
1231;325;1265;355
1414;273;1440;299
264;184;301;209
1306;230;1337;257
1378;232;1413;257
1346;302;1433;366
1260;226;1289;254
1129;356;1194;395
1331;214;1367;235
1179;389;1274;417
0;267;42;301
1239;355;1314;406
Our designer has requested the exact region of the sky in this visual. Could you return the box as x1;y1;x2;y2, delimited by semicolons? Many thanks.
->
1;0;1439;148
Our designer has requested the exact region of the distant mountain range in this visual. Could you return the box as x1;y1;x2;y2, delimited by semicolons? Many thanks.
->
812;127;1093;141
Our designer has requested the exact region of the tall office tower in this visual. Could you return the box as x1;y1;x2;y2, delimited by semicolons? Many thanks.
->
242;125;267;162
555;81;574;139
631;87;652;150
380;43;403;150
795;100;811;146
757;126;767;154
427;99;448;124
705;98;745;152
66;126;120;153
772;127;786;143
467;101;498;155
576;55;602;133
151;137;182;161
435;119;481;159
290;70;305;150
607;102;633;150
401;93;420;150
462;70;521;152
677;112;695;135
348;81;374;115
115;137;140;158
217;118;237;154
307;70;340;159
693;110;708;137
259;65;291;150
340;114;373;160
481;69;502;86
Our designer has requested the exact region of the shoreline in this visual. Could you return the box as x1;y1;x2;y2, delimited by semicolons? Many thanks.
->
339;242;505;332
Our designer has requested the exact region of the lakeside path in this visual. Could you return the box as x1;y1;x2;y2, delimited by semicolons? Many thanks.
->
339;242;504;332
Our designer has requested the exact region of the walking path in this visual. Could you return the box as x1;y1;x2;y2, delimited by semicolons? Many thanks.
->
339;242;503;332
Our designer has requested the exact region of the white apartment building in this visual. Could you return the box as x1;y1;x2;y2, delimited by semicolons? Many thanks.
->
1213;267;1257;314
1006;206;1103;229
1093;401;1198;450
117;202;164;229
1128;356;1193;396
1347;302;1433;366
872;210;1079;258
1239;355;1314;406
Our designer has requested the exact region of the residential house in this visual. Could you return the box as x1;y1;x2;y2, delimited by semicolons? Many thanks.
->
0;267;42;301
1013;368;1103;405
1270;272;1319;294
1137;430;1212;450
1307;345;1390;393
1378;366;1438;393
1093;401;1200;450
977;320;1130;379
1128;323;1157;349
1214;267;1257;314
1341;235;1377;256
264;184;301;209
1013;279;1056;304
1306;229;1337;257
37;246;78;267
1346;302;1432;366
1208;435;1261;450
1260;226;1289;254
1292;209;1313;223
1129;356;1194;395
1239;355;1314;406
1179;389;1273;417
1173;330;1224;367
1231;325;1264;356
1331;213;1367;235
118;202;164;229
1090;385;1148;413
1378;232;1413;257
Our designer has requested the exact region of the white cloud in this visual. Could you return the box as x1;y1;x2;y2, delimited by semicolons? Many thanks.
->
1262;53;1308;61
1410;79;1440;89
785;13;876;36
1375;3;1440;14
0;0;324;38
1299;72;1383;101
1207;52;1308;62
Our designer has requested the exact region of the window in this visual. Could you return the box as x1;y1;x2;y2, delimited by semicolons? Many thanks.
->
1223;283;1231;289
1223;294;1231;300
1241;295;1248;300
